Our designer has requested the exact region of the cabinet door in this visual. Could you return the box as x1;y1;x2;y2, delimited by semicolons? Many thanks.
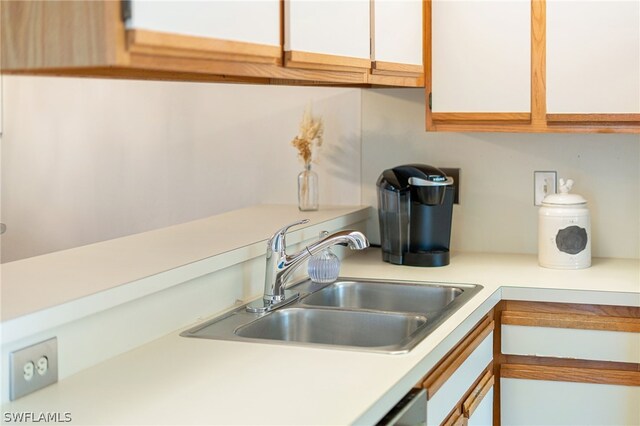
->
502;378;640;425
372;0;423;76
501;305;640;363
126;0;281;64
284;0;371;71
502;325;640;363
430;0;530;116
425;331;493;425
546;0;640;120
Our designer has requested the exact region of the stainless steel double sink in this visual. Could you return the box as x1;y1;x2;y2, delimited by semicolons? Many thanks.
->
181;279;482;354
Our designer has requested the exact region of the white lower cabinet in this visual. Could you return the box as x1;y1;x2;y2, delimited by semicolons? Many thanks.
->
502;378;640;426
499;301;640;426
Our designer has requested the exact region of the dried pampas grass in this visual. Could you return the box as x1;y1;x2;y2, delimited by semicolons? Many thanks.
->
291;106;324;167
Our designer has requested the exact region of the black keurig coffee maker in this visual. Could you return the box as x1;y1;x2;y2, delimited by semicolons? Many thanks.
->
377;164;455;267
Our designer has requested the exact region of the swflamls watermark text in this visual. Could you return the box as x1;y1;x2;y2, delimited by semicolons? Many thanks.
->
3;412;72;423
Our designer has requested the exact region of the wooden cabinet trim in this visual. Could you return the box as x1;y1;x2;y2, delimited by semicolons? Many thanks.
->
501;301;640;318
1;0;125;70
371;61;423;77
502;310;640;333
127;53;368;84
425;122;640;134
366;73;424;88
503;354;640;373
547;113;640;123
284;50;371;72
530;0;546;126
432;113;531;124
421;316;494;399
501;363;640;387
463;370;494;418
442;407;467;426
127;29;282;65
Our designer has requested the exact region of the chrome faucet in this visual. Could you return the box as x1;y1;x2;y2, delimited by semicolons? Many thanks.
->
246;219;369;313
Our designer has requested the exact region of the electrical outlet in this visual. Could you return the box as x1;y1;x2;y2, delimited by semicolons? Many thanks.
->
534;171;557;206
10;337;58;400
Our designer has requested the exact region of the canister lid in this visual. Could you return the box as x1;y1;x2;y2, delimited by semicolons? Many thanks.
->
542;178;587;205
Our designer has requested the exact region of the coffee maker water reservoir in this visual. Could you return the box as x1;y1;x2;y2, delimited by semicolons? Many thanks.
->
377;164;455;267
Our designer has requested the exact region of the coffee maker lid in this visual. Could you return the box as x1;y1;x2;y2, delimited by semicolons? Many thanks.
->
379;164;453;190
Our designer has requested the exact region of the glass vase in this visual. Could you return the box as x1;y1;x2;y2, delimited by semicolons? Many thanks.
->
298;164;318;211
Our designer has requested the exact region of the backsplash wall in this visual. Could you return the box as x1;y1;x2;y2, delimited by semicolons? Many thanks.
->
3;80;638;262
1;77;362;262
361;89;640;259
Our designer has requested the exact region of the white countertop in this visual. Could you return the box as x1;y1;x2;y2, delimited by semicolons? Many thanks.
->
2;249;639;425
1;205;370;341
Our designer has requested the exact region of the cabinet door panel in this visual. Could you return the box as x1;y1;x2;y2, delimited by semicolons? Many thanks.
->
501;378;640;425
127;0;280;47
373;0;422;66
467;387;493;426
502;325;640;363
426;332;493;426
285;0;370;59
431;0;530;113
547;0;640;114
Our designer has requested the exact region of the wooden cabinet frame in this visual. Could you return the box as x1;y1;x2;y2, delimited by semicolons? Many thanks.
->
493;300;640;425
1;0;423;87
425;0;640;133
419;315;494;399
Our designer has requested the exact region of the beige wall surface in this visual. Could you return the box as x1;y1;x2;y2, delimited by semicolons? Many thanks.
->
3;80;638;263
362;89;640;259
1;77;361;262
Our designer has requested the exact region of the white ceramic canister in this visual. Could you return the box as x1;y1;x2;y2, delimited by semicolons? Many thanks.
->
538;179;591;269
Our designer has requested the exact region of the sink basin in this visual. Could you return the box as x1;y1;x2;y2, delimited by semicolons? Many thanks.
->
181;278;482;354
301;280;462;313
236;308;427;349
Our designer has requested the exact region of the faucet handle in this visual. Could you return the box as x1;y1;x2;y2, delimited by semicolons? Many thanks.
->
269;219;310;252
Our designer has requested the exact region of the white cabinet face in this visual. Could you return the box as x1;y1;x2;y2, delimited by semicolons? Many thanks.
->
431;0;530;112
373;0;422;65
547;0;640;114
127;1;281;47
502;378;640;425
285;0;370;59
502;325;640;363
467;387;493;426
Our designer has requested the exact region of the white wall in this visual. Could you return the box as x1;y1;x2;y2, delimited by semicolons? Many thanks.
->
362;89;640;259
3;80;638;262
0;77;362;262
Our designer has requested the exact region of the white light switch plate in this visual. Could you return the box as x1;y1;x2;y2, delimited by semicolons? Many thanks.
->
534;171;557;206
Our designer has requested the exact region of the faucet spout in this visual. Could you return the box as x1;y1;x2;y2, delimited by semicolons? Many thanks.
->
246;221;369;313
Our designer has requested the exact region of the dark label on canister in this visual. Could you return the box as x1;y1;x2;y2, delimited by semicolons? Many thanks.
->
555;226;588;255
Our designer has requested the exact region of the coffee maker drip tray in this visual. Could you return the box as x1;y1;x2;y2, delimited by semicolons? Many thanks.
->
403;249;450;267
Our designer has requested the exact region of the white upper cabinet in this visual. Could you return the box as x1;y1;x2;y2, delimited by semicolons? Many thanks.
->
547;0;640;114
285;0;371;60
126;0;280;47
431;0;531;113
372;0;423;66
